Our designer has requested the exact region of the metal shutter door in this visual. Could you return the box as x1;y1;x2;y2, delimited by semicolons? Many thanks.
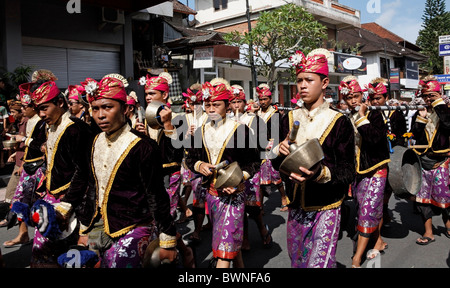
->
22;45;69;88
67;49;121;84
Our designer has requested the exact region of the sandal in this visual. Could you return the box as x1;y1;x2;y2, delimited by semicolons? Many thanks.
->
416;236;435;245
445;228;450;239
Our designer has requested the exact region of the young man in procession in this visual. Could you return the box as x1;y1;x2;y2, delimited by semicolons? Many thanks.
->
410;76;450;245
178;85;210;240
366;77;407;227
137;73;184;219
255;84;289;212
20;78;95;267
272;49;356;268
56;75;181;267
2;84;47;248
340;77;390;268
185;78;261;268
229;85;273;251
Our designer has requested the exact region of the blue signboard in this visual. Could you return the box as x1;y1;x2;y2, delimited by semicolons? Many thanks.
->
434;74;450;84
439;44;450;56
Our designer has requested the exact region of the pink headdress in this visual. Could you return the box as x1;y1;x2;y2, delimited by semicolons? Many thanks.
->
19;82;33;106
290;50;329;77
67;85;86;101
139;72;172;93
418;78;441;95
256;84;272;99
202;81;231;102
365;82;387;98
230;85;246;101
339;80;362;97
83;77;127;103
182;88;203;104
31;81;61;106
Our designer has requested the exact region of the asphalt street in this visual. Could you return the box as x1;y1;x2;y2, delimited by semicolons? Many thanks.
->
1;181;449;269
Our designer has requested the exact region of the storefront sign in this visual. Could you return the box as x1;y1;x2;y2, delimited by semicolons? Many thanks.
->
334;53;367;75
193;48;214;69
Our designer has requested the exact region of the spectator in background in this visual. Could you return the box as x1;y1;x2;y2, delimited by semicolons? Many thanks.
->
0;98;10;168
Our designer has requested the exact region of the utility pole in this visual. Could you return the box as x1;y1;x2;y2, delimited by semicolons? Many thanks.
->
246;0;258;99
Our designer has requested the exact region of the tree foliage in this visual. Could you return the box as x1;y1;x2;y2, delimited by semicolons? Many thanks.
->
224;3;327;91
416;0;450;74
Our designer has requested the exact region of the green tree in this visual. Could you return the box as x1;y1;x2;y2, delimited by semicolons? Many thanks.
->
224;3;327;91
416;0;450;74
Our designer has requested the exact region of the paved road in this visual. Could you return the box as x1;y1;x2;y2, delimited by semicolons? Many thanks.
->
1;184;449;268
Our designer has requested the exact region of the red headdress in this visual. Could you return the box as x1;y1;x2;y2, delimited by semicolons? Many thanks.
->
202;81;231;102
182;88;203;104
290;49;329;77
256;84;272;99
418;77;441;95
365;80;388;98
339;79;362;97
83;77;127;103
139;72;172;93
31;81;61;106
19;82;34;106
230;85;246;101
67;85;86;102
126;91;138;106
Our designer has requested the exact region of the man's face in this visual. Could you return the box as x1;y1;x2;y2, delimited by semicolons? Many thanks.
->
204;100;227;121
91;98;127;134
369;94;387;106
10;109;22;121
344;92;363;110
68;99;84;116
37;100;65;126
259;96;272;110
21;105;35;118
230;99;246;114
145;89;167;104
420;92;441;106
296;72;328;106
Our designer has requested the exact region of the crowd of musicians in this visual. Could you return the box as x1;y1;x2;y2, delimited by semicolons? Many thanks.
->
0;48;448;268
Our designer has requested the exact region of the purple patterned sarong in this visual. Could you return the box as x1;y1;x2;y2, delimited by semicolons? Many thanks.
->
207;192;245;260
101;225;158;268
353;168;387;234
244;171;262;207
415;159;450;209
11;166;46;206
287;207;341;268
260;160;282;186
166;171;181;218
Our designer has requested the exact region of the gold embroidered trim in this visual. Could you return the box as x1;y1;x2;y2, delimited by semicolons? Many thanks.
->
202;122;239;193
101;137;142;238
47;122;75;195
163;162;180;168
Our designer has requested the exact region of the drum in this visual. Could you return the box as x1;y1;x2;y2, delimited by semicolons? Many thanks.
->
387;146;422;198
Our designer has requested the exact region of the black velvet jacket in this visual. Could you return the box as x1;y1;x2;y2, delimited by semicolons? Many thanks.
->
22;119;46;163
185;118;261;196
410;100;450;158
46;116;95;196
272;110;356;211
65;127;176;239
